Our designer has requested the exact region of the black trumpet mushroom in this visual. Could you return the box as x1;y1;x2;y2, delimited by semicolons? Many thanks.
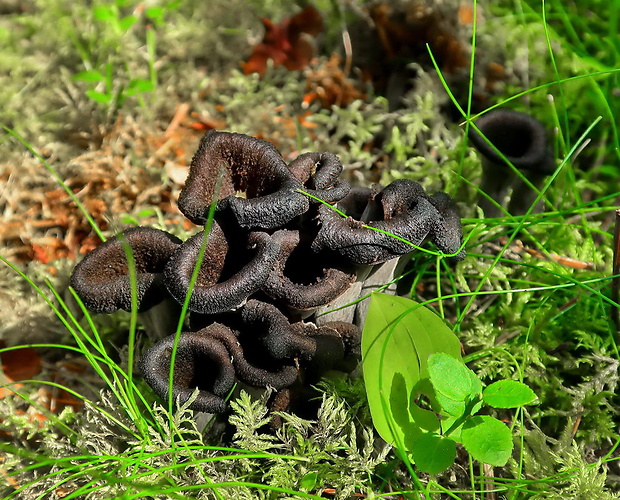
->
139;327;236;413
139;306;362;413
69;129;466;421
428;192;467;261
293;320;361;375
468;108;556;216
208;320;300;390
238;299;317;361
70;227;182;314
312;179;465;265
178;130;309;230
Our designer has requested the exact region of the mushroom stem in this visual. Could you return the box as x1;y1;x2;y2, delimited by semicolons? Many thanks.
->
137;298;182;341
354;255;407;327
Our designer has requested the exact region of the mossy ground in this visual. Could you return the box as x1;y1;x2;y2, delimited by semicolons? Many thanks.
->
1;0;619;498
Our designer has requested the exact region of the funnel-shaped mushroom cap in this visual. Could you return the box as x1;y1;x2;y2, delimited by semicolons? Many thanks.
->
287;152;350;203
178;130;309;229
262;229;356;312
163;221;280;315
239;300;317;361
203;322;299;389
70;227;182;314
312;180;465;264
468;109;555;174
139;329;236;413
379;179;426;218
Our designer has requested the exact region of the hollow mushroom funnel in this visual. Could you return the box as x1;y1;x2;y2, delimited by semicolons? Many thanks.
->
70;227;182;314
468;108;555;216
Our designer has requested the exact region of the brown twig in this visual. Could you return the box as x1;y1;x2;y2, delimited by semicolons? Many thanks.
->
483;463;497;500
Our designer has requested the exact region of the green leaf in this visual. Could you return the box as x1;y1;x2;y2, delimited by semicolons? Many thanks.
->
387;372;422;450
118;15;138;31
362;293;461;449
93;5;117;22
120;214;140;225
299;471;317;491
73;70;106;82
483;380;537;408
411;434;456;475
146;6;165;22
85;90;113;103
427;353;483;417
428;353;474;402
409;401;440;433
468;368;483;414
434;392;466;417
461;416;513;466
125;78;155;96
136;208;157;218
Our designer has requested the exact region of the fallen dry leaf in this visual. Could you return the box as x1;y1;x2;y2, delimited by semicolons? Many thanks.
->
243;5;323;75
0;347;42;399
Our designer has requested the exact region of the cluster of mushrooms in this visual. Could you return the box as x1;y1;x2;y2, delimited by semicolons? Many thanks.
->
70;130;466;416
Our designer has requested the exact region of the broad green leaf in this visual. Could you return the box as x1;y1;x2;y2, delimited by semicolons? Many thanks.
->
461;416;513;466
468;369;484;414
483;380;537;408
73;70;105;82
146;6;165;22
388;372;421;450
434;392;466;417
409;401;440;433
428;353;483;417
411;434;456;475
428;353;474;402
362;293;461;448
